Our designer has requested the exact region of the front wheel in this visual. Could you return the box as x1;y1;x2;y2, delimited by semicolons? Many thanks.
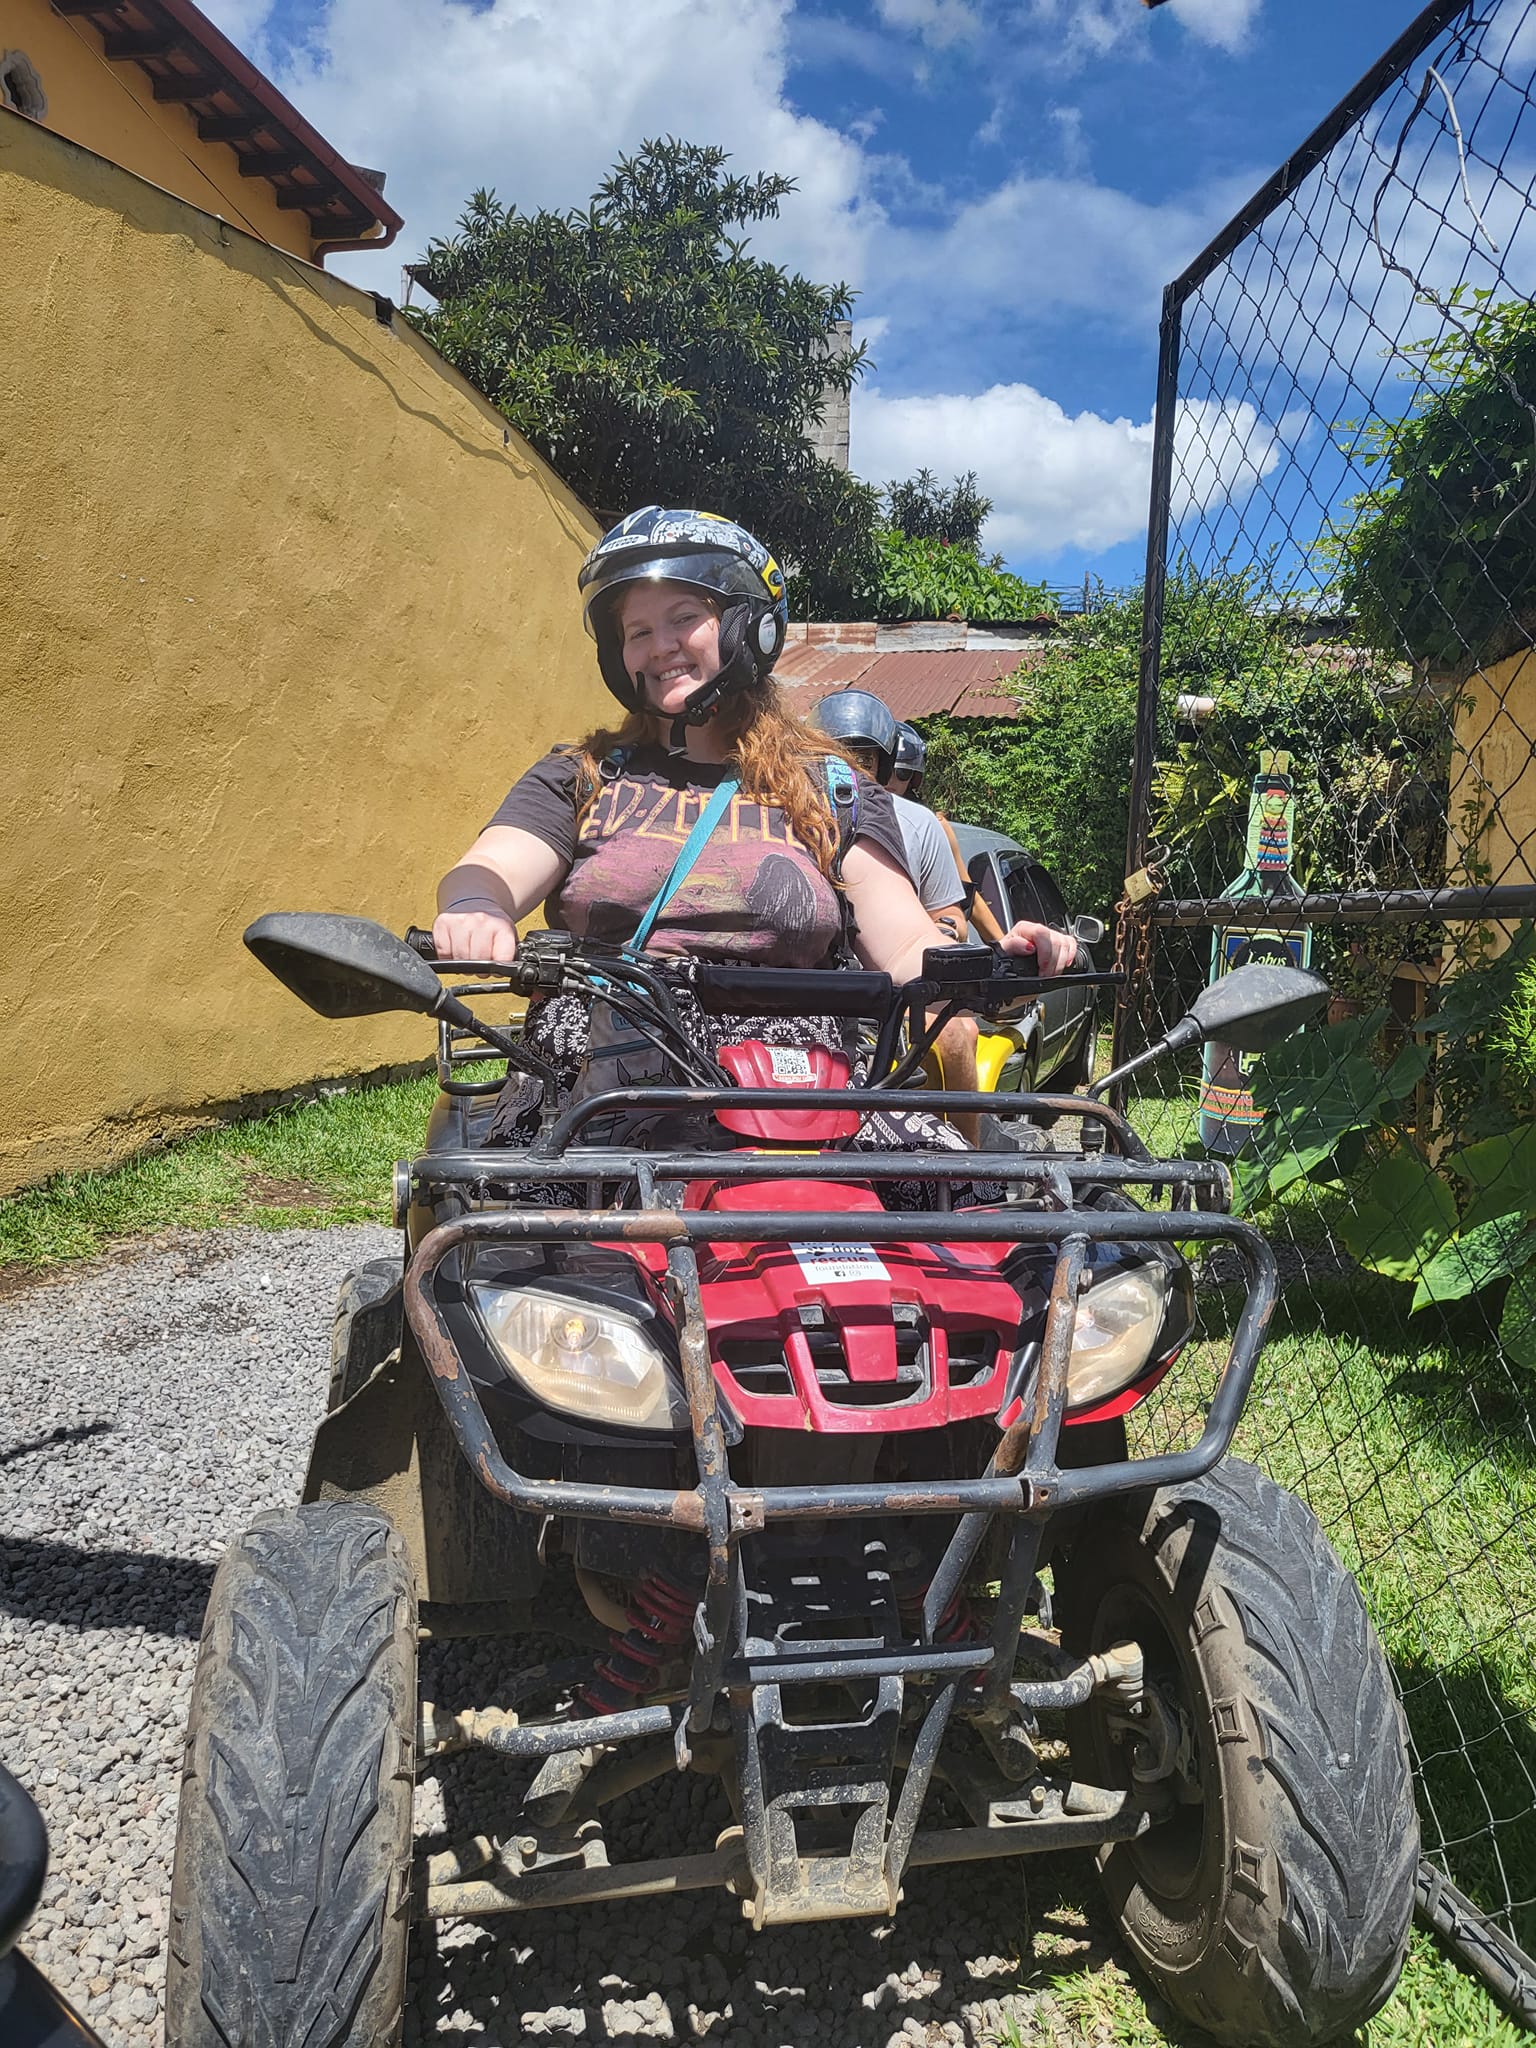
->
165;1504;417;2048
1057;1458;1417;2047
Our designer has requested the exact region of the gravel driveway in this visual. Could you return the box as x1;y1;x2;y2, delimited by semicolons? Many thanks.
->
0;1226;1120;2048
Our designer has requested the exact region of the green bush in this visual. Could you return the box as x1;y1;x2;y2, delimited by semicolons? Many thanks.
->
1328;291;1536;671
917;568;1444;945
921;671;1137;920
859;530;1053;624
1237;932;1536;1369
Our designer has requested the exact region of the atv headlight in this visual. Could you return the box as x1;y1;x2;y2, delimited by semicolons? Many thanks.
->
470;1287;688;1432
1066;1262;1169;1408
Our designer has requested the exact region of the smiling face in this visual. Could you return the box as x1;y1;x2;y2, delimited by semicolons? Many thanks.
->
616;579;723;717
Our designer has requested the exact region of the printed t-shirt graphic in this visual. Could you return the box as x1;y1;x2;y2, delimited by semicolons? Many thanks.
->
490;746;905;967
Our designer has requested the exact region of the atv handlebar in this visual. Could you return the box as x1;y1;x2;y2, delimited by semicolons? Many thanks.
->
406;926;1117;1019
689;962;895;1017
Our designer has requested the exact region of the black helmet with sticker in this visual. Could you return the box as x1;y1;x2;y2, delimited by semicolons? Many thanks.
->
578;507;789;721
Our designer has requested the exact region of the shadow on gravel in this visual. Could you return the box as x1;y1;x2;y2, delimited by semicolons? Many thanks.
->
0;1421;114;1469
408;1635;1044;2045
0;1535;212;1637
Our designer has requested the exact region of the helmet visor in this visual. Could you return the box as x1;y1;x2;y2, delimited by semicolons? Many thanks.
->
581;553;758;638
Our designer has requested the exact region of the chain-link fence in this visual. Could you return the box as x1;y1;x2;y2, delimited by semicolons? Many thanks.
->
1117;0;1536;2021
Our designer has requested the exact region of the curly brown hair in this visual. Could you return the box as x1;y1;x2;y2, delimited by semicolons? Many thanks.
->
564;679;855;877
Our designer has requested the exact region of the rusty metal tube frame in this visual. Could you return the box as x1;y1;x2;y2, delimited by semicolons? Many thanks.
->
420;1797;1162;1920
409;1146;1243;1203
402;1199;1276;1537
539;1086;1141;1156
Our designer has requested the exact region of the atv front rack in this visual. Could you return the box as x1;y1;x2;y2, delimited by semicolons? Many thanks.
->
399;1092;1275;1925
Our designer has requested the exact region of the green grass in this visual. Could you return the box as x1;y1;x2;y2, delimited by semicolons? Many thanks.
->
2;1067;1532;2041
0;1072;451;1268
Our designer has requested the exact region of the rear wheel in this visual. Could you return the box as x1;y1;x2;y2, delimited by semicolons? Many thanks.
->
166;1504;416;2048
1057;1458;1416;2047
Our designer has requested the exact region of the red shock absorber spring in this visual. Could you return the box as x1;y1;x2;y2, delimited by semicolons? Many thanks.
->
900;1586;982;1646
577;1572;697;1716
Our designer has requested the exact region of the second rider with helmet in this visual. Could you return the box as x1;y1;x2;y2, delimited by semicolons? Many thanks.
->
432;507;1077;1173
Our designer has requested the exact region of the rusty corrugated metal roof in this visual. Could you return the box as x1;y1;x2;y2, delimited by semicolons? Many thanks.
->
778;644;1041;721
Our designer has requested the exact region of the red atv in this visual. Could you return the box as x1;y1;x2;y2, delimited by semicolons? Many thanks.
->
165;917;1417;2048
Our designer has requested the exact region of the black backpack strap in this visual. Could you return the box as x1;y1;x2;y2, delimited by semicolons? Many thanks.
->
598;743;636;782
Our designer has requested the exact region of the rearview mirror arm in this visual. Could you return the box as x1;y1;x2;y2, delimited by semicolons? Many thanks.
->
434;990;559;1131
1087;1014;1202;1102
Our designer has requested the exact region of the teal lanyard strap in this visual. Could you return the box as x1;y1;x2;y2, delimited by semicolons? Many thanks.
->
628;777;739;952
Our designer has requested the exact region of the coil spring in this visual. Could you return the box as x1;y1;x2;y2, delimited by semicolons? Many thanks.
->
898;1586;982;1646
577;1572;697;1716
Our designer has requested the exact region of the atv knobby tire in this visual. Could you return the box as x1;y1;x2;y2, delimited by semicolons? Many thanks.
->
166;1504;416;2048
1058;1457;1417;2047
329;1258;402;1409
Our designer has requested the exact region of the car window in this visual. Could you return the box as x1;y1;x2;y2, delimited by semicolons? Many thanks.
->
1003;856;1069;929
970;856;1009;932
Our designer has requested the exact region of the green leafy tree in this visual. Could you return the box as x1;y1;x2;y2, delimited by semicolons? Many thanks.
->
1329;291;1536;671
408;138;878;618
884;469;992;551
917;567;1440;931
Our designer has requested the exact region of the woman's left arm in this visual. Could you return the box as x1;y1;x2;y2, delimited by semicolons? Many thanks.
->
842;841;1079;981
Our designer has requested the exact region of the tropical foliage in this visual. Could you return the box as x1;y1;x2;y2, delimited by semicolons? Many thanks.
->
1329;291;1536;670
861;530;1053;623
1237;931;1536;1368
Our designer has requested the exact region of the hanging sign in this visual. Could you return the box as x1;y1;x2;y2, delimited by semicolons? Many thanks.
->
1198;750;1314;1156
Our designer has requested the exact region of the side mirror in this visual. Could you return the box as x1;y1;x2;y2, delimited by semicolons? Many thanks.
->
1072;914;1105;948
1090;960;1329;1101
1185;961;1330;1054
244;912;449;1020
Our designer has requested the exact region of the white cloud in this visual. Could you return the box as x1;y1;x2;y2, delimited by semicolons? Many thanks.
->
876;169;1245;335
853;382;1149;555
1171;397;1283;520
1011;0;1261;69
199;0;274;53
198;0;879;290
1165;0;1262;55
851;383;1282;559
875;0;979;49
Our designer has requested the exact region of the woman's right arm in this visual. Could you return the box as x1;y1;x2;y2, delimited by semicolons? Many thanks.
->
433;826;569;963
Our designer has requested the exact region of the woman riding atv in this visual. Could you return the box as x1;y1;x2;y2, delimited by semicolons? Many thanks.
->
432;507;1078;1168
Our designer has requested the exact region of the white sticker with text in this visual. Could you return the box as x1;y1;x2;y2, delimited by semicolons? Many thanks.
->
792;1243;889;1286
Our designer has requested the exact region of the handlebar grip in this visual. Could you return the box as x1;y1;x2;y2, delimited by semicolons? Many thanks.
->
691;963;894;1019
405;925;438;960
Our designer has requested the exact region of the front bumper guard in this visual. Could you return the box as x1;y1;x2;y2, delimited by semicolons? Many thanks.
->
399;1100;1276;1922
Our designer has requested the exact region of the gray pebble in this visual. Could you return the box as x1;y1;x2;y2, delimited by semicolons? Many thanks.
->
0;1223;1098;2047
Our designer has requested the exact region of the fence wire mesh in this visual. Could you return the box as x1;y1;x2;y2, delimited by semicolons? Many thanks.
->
1119;0;1536;2020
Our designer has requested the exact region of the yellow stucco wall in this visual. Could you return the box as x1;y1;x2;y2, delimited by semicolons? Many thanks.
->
0;108;605;1195
7;0;319;258
1448;648;1536;943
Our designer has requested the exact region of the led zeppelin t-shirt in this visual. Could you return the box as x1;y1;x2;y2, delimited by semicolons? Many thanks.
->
487;745;907;966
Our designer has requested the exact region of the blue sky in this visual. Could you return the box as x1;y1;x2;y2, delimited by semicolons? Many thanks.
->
202;0;1531;591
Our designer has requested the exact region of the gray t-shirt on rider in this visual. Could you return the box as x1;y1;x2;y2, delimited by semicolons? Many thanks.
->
892;795;963;914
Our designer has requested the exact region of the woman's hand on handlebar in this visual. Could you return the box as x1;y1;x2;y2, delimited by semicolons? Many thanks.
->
431;909;519;964
999;919;1079;975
